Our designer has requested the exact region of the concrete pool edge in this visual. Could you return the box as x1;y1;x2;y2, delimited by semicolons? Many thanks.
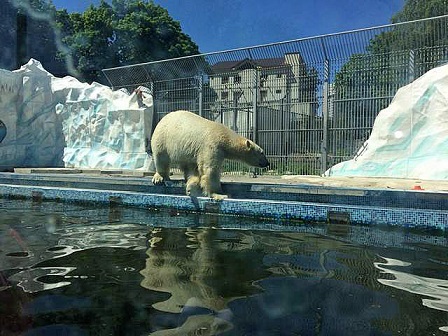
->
0;179;446;231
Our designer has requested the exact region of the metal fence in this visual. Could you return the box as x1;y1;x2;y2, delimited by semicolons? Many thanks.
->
103;15;448;176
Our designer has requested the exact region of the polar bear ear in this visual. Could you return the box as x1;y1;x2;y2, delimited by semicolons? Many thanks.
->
246;140;252;148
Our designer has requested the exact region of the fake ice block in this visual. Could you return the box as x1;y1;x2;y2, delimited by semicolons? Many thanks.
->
0;59;154;171
326;63;448;180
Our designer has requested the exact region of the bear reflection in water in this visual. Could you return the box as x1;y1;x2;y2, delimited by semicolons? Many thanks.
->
140;227;401;336
141;227;278;335
150;110;269;200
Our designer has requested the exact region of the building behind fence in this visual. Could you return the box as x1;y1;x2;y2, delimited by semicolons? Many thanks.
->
103;15;448;176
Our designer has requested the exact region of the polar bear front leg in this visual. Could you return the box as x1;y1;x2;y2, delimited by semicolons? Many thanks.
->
182;165;203;197
186;175;202;197
200;166;228;200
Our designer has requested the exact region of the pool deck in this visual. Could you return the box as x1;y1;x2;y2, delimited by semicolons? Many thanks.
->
0;168;447;230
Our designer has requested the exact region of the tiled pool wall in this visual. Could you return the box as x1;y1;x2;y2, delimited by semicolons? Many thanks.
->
2;197;447;249
3;173;448;211
0;181;446;231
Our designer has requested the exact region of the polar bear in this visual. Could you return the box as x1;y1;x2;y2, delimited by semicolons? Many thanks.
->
151;110;269;200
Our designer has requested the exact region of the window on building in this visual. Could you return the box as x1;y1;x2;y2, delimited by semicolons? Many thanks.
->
260;74;268;88
260;90;268;101
221;91;229;100
276;89;282;94
234;75;241;83
222;76;229;84
277;73;283;78
233;91;242;101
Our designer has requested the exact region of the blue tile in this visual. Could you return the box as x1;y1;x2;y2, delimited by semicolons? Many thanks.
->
0;183;446;231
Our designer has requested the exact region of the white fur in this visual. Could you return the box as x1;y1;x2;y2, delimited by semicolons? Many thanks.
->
151;110;269;199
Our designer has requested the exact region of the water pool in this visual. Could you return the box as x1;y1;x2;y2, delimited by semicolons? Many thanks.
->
1;199;447;335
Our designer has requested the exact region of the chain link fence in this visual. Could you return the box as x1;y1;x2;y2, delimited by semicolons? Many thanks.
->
103;15;448;176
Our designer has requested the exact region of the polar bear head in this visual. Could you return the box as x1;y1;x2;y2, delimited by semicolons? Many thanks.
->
243;139;270;168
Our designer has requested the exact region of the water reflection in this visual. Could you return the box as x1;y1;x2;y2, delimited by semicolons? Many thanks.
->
1;199;448;335
140;228;269;334
375;256;448;332
140;228;400;335
8;266;76;293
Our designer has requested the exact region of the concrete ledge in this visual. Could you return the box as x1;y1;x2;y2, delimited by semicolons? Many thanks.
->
14;168;84;174
2;172;447;211
0;173;446;231
14;168;154;177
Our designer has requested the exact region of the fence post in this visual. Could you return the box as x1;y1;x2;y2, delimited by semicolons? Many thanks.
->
321;58;330;175
198;74;204;117
150;81;157;121
252;67;259;143
408;49;415;83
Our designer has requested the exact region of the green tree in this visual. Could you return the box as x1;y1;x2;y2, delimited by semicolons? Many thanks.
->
336;0;448;99
57;0;199;83
112;0;198;64
332;0;448;158
391;0;448;22
57;2;117;82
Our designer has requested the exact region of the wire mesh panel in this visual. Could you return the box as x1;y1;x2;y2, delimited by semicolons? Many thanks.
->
153;77;201;121
103;15;448;176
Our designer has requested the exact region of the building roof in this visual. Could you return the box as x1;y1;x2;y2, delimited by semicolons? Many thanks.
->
211;57;287;74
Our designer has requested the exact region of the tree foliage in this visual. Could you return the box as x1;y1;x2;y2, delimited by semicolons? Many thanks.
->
55;0;199;83
333;0;448;134
391;0;448;23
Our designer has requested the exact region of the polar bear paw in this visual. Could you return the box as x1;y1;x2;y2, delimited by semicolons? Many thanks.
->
211;193;228;201
152;172;166;185
186;176;202;197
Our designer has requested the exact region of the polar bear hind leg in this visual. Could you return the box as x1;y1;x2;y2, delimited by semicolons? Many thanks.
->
152;152;171;185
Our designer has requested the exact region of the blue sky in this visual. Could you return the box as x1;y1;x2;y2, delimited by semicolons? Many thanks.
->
52;0;405;53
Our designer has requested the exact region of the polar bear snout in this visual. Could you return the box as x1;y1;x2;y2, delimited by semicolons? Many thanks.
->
258;157;270;168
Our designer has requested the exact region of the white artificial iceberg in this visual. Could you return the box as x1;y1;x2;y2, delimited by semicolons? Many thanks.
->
326;63;448;180
0;59;154;171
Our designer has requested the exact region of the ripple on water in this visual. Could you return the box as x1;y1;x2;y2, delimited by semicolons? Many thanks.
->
375;256;448;333
6;251;31;257
47;246;69;252
8;267;77;293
